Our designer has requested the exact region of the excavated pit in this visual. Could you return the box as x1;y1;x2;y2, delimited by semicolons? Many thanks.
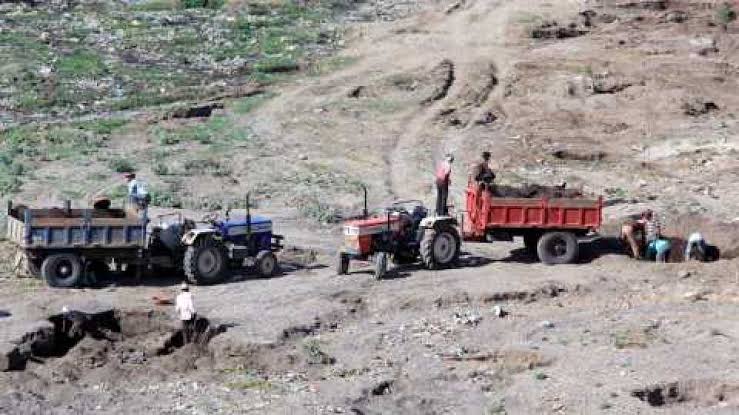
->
5;309;227;375
632;380;739;408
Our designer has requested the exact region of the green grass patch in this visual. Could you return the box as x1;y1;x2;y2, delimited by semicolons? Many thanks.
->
181;0;224;9
233;92;276;114
716;2;737;26
130;0;181;11
108;157;136;173
57;49;107;77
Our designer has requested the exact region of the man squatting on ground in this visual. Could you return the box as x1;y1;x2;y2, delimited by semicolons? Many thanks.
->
621;209;670;262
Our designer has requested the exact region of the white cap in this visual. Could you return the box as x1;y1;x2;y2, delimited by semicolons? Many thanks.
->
180;282;189;291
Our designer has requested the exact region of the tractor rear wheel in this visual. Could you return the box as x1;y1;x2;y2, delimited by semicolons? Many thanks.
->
374;252;388;280
41;253;83;288
336;252;350;275
256;250;278;278
420;226;460;270
184;238;228;285
537;231;579;265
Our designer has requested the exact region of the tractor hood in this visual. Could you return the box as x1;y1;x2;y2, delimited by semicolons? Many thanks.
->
222;216;273;234
343;215;402;235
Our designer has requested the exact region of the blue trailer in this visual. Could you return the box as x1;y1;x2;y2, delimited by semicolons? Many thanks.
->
7;196;284;287
6;201;147;287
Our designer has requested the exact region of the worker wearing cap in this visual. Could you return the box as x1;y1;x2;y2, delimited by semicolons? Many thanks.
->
124;173;150;212
435;154;454;216
175;282;196;343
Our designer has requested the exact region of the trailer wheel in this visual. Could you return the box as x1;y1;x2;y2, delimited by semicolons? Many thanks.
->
374;252;388;280
256;250;278;278
336;252;350;275
184;238;228;285
420;226;460;270
41;253;83;288
537;232;579;265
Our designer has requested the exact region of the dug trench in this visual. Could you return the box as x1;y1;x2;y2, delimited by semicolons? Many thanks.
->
2;309;228;380
631;379;739;409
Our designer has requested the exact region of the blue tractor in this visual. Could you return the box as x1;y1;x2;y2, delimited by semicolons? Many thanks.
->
176;194;283;284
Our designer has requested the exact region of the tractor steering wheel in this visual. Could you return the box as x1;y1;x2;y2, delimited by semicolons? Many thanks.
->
201;212;219;224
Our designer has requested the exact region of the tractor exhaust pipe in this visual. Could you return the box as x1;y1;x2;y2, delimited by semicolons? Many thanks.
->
246;192;251;236
361;184;368;219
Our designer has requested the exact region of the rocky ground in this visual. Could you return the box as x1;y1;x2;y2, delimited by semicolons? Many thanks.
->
1;232;739;414
1;0;739;414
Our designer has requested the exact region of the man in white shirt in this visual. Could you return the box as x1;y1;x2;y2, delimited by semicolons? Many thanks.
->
175;282;196;343
124;172;150;211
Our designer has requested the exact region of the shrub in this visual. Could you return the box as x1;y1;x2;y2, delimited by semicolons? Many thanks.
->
108;157;135;173
717;3;737;26
181;0;224;9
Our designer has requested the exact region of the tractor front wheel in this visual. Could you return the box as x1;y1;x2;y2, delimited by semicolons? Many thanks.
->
420;226;460;270
184;238;228;285
256;250;278;278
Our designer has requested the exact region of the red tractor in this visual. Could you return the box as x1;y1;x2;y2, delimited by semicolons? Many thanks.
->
336;189;460;279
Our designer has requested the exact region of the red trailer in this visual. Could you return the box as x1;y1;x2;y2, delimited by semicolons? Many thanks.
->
463;183;602;264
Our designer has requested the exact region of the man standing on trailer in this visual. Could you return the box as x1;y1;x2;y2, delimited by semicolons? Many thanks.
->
472;151;496;191
124;172;150;212
435;154;454;216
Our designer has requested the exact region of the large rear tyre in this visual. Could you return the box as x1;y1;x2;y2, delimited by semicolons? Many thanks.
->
374;252;388;280
336;252;350;275
184;238;228;285
41;253;83;288
537;232;579;265
256;250;278;278
420;226;461;270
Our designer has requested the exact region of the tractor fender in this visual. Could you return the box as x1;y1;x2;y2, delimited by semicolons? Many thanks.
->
419;216;458;230
181;229;219;246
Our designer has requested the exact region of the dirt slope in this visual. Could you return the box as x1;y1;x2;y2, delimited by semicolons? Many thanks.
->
250;0;738;225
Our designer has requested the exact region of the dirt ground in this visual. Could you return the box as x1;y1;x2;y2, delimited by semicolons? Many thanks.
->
1;225;739;415
1;0;739;414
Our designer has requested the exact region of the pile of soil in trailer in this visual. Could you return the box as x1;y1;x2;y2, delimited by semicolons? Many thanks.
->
491;183;585;198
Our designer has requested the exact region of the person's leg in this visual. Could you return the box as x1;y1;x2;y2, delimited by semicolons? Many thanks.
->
621;224;640;258
181;319;190;343
441;184;449;216
436;184;443;216
656;241;670;263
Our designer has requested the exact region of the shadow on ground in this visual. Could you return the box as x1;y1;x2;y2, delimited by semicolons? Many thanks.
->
499;236;628;264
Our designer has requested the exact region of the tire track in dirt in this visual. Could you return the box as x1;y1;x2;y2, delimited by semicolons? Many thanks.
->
387;0;527;201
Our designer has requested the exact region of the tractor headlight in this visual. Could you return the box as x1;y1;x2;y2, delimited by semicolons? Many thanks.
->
343;226;360;252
